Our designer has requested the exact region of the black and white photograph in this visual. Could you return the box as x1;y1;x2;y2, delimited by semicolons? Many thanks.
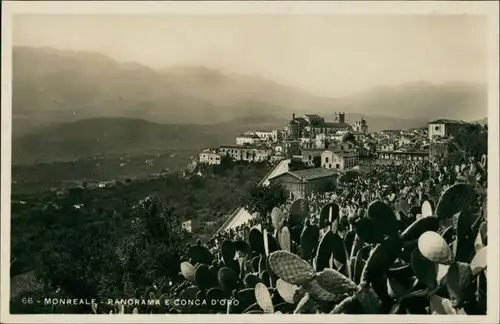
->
1;1;499;323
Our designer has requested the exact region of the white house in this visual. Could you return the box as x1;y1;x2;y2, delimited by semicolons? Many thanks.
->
255;131;274;142
199;149;223;165
321;150;359;171
301;148;324;167
218;145;273;162
236;133;261;146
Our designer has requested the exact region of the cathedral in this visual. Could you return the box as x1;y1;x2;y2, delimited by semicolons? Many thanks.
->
285;112;368;140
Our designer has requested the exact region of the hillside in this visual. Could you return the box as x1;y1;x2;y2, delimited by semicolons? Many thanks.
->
12;46;487;139
10;161;271;285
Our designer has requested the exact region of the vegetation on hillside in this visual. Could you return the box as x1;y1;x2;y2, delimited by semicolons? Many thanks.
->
245;183;288;227
11;149;199;194
10;160;272;306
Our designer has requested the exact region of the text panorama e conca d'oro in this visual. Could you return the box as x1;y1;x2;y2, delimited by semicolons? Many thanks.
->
43;298;239;307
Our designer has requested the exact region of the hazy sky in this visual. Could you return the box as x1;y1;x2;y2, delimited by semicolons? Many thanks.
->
13;14;489;96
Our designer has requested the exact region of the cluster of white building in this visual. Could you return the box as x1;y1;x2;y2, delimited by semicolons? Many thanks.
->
198;113;479;172
198;112;370;172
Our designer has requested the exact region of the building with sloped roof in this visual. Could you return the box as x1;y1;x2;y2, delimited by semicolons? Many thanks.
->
301;148;324;167
199;149;224;165
303;114;325;126
428;119;472;141
218;145;273;162
268;167;337;199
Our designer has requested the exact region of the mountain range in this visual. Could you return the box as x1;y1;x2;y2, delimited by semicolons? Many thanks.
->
11;46;488;164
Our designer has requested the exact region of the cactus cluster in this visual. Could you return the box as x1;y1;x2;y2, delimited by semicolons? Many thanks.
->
92;159;488;315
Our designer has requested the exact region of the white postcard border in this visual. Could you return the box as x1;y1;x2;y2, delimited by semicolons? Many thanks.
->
1;1;499;323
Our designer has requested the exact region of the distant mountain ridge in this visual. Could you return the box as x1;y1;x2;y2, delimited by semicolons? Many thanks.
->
13;47;487;125
11;46;488;164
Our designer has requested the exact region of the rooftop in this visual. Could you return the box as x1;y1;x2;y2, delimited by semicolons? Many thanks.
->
269;167;337;182
219;144;271;150
237;134;260;139
322;122;351;128
304;114;323;119
429;119;470;125
292;117;309;125
377;150;429;155
289;168;337;181
200;150;221;155
323;150;358;157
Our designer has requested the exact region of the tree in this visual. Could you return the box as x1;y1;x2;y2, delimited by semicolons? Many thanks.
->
339;169;361;183
123;196;189;289
245;183;287;227
447;124;487;163
342;132;356;144
36;193;189;307
219;154;233;170
39;217;123;301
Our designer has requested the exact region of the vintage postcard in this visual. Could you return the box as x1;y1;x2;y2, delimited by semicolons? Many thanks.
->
1;1;499;323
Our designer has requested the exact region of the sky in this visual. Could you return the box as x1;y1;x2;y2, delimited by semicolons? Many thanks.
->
12;14;489;96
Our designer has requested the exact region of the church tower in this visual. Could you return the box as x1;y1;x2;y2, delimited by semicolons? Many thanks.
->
334;112;346;124
353;117;368;134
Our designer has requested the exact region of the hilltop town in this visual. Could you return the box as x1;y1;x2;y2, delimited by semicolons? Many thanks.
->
188;113;485;234
186;113;484;236
198;112;476;173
